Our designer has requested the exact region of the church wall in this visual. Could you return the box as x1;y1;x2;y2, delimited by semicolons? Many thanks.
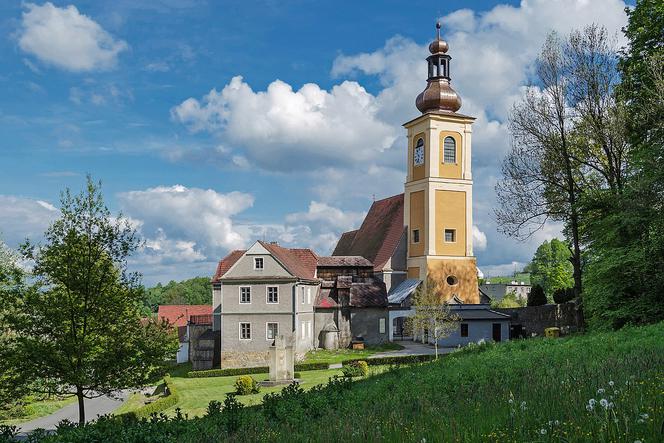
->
409;190;425;257
434;189;467;256
427;257;479;303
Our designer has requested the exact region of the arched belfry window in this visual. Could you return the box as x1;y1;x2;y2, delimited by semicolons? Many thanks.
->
443;136;456;164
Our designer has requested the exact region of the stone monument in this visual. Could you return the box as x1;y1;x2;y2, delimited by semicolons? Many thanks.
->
261;333;297;386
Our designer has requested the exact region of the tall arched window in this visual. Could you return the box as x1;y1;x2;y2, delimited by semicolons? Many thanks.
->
443;136;456;164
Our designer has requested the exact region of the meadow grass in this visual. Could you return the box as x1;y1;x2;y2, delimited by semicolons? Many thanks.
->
32;322;664;442
302;342;404;364
0;395;77;426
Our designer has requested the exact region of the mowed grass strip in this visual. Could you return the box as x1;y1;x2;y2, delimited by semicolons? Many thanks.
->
302;343;404;364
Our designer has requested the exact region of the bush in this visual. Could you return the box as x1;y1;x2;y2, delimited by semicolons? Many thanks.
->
294;362;329;371
527;284;547;306
127;375;179;419
553;287;575;304
342;360;368;377
294;372;301;379
342;354;435;366
234;375;260;395
188;366;268;378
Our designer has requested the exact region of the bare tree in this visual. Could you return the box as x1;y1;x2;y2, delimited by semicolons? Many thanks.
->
406;275;460;359
496;26;629;311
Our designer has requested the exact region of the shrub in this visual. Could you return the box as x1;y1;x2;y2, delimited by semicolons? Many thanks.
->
342;360;368;377
342;354;435;366
294;362;329;371
294;372;302;379
234;375;260;395
553;287;575;304
527;284;547;306
187;366;269;378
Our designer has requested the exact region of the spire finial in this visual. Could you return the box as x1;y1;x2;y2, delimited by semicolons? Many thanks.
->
436;21;441;40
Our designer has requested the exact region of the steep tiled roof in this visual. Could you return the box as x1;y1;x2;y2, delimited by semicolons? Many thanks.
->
157;305;212;328
259;241;318;280
332;194;405;271
350;280;388;307
211;249;245;282
317;256;373;267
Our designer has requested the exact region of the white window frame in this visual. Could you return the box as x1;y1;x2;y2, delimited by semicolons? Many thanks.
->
300;320;306;337
444;228;456;243
239;322;251;340
307;321;312;339
254;257;264;270
301;287;306;304
412;229;420;244
266;322;278;340
379;318;386;334
239;286;251;304
266;286;279;304
306;287;311;304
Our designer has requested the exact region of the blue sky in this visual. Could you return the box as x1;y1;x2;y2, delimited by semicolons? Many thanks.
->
0;1;630;285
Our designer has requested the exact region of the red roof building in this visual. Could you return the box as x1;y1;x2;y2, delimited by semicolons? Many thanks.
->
157;305;212;328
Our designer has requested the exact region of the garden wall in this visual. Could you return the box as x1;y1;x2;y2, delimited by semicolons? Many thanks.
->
496;301;580;337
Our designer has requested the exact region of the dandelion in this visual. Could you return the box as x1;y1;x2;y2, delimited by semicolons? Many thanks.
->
520;401;527;411
589;399;597;407
597;388;605;395
508;398;514;404
609;380;614;387
554;420;559;425
586;404;594;411
640;413;649;419
600;399;609;409
634;440;642;443
540;429;547;435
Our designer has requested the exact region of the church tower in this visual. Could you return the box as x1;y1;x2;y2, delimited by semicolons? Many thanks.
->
403;22;479;304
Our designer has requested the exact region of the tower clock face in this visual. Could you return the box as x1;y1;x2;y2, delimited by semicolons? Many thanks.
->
414;145;424;166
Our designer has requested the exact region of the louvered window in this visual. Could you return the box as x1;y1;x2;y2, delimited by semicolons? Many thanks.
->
443;136;456;163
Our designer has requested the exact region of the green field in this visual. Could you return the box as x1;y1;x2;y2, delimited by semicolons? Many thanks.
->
483;272;531;285
31;322;664;442
0;395;77;426
116;367;349;418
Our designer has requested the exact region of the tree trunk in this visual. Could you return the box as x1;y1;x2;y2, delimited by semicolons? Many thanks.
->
76;385;85;425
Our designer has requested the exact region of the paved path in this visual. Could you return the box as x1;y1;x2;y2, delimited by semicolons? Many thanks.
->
17;391;128;437
369;340;455;358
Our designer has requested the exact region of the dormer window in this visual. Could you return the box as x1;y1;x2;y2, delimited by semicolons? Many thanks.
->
254;257;264;270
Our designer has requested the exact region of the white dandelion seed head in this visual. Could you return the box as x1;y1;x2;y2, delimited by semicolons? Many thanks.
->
600;399;609;409
608;381;614;387
589;399;597;406
540;429;547;435
597;388;605;394
587;404;594;411
641;413;649;419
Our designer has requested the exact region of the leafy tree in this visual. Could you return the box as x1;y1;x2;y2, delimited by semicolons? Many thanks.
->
491;292;526;309
3;178;178;424
553;287;576;304
527;284;547;307
496;26;629;321
582;0;664;329
528;239;574;298
142;277;212;313
406;275;460;359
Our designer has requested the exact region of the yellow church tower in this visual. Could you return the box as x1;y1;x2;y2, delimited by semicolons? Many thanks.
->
403;22;479;304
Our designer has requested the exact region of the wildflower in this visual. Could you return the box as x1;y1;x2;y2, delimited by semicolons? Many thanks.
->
600;399;609;409
586;404;594;411
540;429;547;435
508;398;514;404
640;413;649;419
609;380;614;387
637;419;645;424
588;399;597;407
597;388;605;395
634;440;642;443
554;420;559;425
520;401;527;411
421;439;426;443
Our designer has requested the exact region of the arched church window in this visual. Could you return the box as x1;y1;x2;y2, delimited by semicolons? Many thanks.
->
443;136;456;164
413;138;424;166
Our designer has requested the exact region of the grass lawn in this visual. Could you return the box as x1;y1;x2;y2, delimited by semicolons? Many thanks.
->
302;342;404;364
0;395;77;426
116;367;351;418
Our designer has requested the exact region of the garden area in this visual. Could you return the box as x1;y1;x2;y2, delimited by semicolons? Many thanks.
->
301;342;404;364
6;321;661;442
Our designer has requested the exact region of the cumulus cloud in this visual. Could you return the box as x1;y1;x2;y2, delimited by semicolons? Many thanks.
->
118;185;254;257
18;2;128;72
171;76;399;170
473;226;488;251
0;195;58;247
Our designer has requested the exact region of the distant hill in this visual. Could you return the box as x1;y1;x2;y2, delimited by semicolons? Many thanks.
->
141;277;211;313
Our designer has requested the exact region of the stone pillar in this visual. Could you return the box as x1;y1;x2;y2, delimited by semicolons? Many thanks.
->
268;334;294;383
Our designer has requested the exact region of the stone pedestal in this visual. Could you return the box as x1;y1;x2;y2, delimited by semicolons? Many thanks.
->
261;334;297;387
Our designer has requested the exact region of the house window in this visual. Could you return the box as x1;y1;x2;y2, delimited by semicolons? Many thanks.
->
240;286;251;304
301;287;306;304
460;323;468;337
412;229;420;244
306;287;311;304
300;321;306;337
379;318;386;334
254;257;264;270
444;229;456;243
267;286;278;304
266;322;278;340
239;322;251;340
443;136;456;163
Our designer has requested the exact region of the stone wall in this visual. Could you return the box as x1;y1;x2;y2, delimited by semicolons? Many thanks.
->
189;324;215;370
496;302;580;337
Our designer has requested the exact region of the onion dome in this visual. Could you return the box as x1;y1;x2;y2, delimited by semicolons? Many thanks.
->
416;21;462;114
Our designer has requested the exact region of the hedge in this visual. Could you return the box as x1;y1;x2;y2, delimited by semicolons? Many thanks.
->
187;361;330;378
128;375;179;419
342;354;435;367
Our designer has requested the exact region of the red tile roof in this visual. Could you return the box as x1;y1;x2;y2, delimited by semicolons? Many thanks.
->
211;249;245;282
259;241;318;280
332;194;405;271
157;305;212;328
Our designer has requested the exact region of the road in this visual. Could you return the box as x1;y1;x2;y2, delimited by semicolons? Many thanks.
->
17;391;128;437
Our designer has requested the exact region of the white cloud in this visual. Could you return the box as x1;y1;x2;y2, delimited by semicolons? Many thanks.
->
171;76;399;170
18;2;128;72
473;225;488;251
118;185;254;258
0;195;58;247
